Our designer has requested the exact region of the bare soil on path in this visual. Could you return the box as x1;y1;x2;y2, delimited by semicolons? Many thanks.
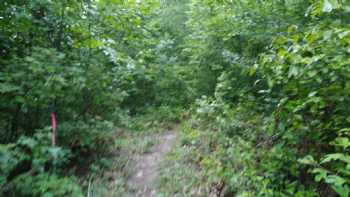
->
127;131;177;197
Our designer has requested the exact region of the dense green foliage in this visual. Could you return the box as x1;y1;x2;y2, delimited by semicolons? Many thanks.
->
1;0;350;196
0;0;184;195
171;0;350;196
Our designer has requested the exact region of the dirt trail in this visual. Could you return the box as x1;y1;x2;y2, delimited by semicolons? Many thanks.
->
128;131;177;197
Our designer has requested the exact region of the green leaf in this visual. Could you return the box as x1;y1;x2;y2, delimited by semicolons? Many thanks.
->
332;185;350;197
312;168;328;182
298;155;316;165
322;0;340;13
0;83;20;93
321;153;350;164
332;137;350;149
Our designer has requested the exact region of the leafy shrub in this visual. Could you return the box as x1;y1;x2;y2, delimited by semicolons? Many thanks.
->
183;99;318;196
0;130;83;196
259;17;350;196
8;173;83;197
58;119;115;155
176;1;350;196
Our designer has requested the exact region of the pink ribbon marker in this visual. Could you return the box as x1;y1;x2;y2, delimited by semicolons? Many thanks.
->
51;112;57;146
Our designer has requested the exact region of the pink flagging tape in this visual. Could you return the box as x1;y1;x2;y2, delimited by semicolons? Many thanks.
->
51;112;57;146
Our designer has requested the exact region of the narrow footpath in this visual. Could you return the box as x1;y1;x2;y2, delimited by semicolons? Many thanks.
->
127;131;177;197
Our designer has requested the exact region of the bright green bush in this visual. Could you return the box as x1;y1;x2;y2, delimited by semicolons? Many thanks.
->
0;131;83;196
177;1;350;196
260;22;350;197
0;0;162;195
8;173;83;197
